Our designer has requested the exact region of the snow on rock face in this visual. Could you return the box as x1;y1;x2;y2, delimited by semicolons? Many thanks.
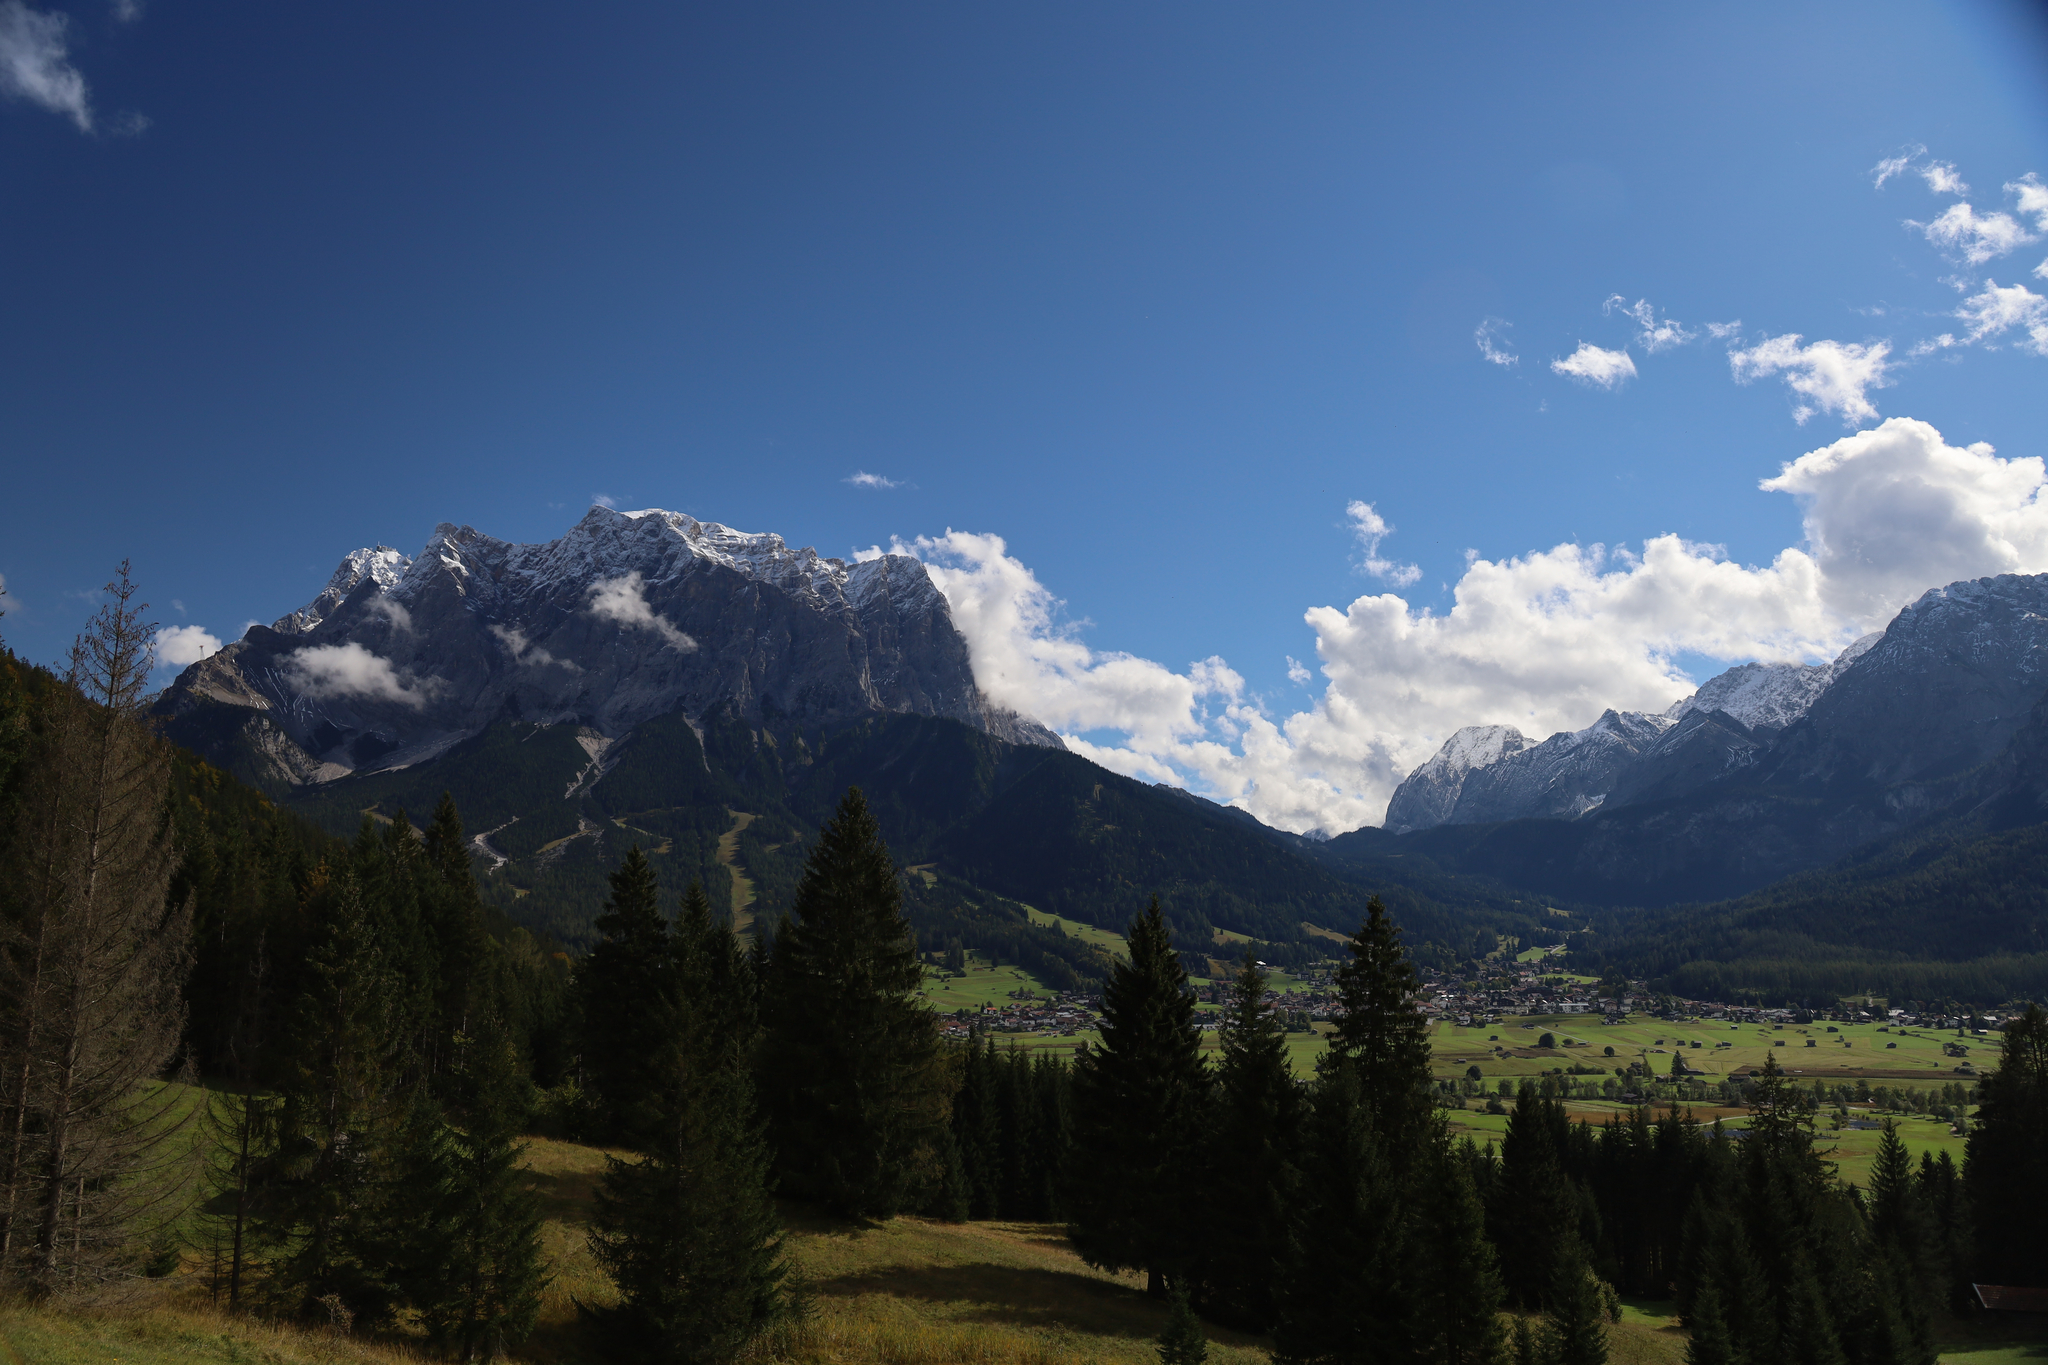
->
1448;709;1674;825
162;505;1061;787
272;546;412;635
1666;661;1833;735
1383;725;1528;833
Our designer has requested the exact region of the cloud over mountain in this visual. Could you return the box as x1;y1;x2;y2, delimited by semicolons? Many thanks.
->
904;417;2048;834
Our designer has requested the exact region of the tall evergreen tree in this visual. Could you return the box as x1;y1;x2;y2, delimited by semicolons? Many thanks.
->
1273;1064;1413;1363
1538;1256;1610;1365
1067;896;1209;1295
410;1018;548;1360
757;788;944;1219
1328;894;1433;1161
590;881;791;1364
1683;1282;1739;1365
1491;1091;1586;1312
1416;1142;1507;1365
1964;1002;2048;1289
261;872;412;1324
1203;952;1300;1332
953;1036;1002;1219
576;846;676;1147
1864;1121;1936;1365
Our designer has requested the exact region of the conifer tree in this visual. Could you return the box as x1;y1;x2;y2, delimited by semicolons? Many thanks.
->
590;881;790;1363
1157;1280;1209;1365
411;1018;548;1360
1273;1065;1413;1362
1539;1256;1610;1365
757;788;944;1219
953;1036;1002;1218
1203;952;1300;1332
1865;1120;1937;1365
1328;894;1433;1162
577;846;676;1147
0;568;192;1294
1417;1142;1508;1365
1964;1002;2048;1288
1683;1283;1739;1365
1492;1091;1585;1312
1068;896;1208;1295
262;872;411;1324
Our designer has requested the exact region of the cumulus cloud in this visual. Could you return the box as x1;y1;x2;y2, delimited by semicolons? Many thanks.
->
1286;656;1312;686
1604;296;1696;352
1705;320;1743;340
589;572;697;652
2011;174;2048;230
153;624;221;668
1912;202;2036;266
1920;162;1969;195
0;0;90;131
489;623;580;671
845;471;902;489
1346;501;1422;587
1474;318;1517;367
1551;342;1637;389
1950;280;2048;355
1727;334;1891;426
898;419;2047;834
284;642;440;709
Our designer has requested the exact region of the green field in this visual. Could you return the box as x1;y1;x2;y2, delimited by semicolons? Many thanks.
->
920;955;1068;1011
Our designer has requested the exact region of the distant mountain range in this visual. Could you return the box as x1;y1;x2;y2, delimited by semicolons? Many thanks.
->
151;509;2048;999
1377;574;2048;908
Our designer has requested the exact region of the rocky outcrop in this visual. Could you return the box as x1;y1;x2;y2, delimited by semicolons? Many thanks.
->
156;506;1060;789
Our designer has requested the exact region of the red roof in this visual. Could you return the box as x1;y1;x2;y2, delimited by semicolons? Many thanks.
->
1974;1285;2048;1313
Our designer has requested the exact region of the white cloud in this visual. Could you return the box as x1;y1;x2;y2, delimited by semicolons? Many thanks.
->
845;471;902;489
1727;334;1891;426
1912;202;2036;266
153;624;220;668
588;572;697;652
2006;173;2048;230
1871;145;1925;188
1551;343;1637;389
1705;320;1743;340
1920;162;1969;195
489;623;580;671
1951;280;2048;355
365;596;414;633
1346;501;1422;587
1286;656;1312;686
283;642;440;709
1603;296;1696;352
592;494;618;510
899;419;2047;834
0;1;89;131
1474;318;1518;367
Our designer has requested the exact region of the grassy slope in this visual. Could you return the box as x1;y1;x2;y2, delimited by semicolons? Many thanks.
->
8;1119;2030;1364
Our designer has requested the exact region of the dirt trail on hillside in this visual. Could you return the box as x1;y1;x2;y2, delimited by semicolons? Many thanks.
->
718;810;758;933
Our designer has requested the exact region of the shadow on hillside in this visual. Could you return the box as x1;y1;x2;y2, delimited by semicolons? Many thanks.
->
808;1262;1161;1339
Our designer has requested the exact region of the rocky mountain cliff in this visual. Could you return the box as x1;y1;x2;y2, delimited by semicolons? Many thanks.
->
155;506;1059;790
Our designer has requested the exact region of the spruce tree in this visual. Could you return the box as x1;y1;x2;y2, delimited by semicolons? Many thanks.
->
1964;1002;2048;1289
590;881;790;1363
1328;894;1434;1161
577;846;676;1147
411;1018;548;1360
1067;896;1208;1295
1204;951;1300;1332
1683;1282;1739;1365
757;787;944;1219
1157;1280;1209;1365
1273;1065;1413;1362
952;1036;1002;1218
1417;1142;1508;1365
262;872;411;1324
1539;1256;1610;1365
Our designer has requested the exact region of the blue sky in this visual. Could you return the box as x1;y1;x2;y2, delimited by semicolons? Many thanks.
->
4;2;2048;829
